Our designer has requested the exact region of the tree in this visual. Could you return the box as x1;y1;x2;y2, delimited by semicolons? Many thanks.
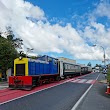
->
107;66;110;86
95;64;99;67
0;36;18;80
87;62;92;67
0;27;24;80
19;51;26;57
6;26;23;49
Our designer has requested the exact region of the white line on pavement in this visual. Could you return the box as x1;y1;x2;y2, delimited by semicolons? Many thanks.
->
0;72;95;105
85;80;94;84
0;79;78;105
71;79;81;82
77;79;87;83
71;73;100;110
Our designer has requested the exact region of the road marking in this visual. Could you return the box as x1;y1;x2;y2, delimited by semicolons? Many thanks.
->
0;79;83;105
71;79;81;82
78;79;87;83
71;73;100;110
0;72;95;105
86;80;94;84
70;79;96;84
65;72;94;83
0;86;8;87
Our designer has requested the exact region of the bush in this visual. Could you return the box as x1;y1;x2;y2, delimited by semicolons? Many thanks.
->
107;67;110;85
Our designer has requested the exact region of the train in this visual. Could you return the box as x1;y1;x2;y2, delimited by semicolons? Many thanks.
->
81;66;93;75
9;55;92;90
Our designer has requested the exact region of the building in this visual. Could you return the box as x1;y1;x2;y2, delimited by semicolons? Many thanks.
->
58;57;76;64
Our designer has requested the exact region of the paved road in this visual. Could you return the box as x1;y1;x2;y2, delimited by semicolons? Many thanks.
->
0;73;99;110
76;73;110;110
80;72;100;80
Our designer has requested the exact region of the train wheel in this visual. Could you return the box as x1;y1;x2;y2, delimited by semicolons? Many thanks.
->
37;80;43;86
24;87;33;91
32;79;37;87
64;76;67;79
55;76;61;81
49;78;54;83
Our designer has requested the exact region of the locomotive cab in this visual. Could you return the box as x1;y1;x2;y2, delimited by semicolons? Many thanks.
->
9;57;33;90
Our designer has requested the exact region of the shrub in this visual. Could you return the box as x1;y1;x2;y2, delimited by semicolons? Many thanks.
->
107;66;110;85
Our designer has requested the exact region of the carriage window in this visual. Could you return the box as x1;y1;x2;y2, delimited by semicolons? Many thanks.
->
76;66;78;69
64;64;68;69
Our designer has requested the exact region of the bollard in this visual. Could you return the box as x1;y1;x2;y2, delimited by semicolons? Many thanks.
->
106;86;110;94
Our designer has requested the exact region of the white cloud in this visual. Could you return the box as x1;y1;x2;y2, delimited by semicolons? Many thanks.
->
94;2;110;19
0;0;110;62
78;1;110;61
0;0;92;59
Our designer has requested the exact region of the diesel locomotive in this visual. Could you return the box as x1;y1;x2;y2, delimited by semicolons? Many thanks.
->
9;55;92;90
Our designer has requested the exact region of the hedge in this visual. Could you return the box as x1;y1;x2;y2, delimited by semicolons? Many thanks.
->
107;66;110;85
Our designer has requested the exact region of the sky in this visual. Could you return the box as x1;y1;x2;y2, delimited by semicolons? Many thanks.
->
0;0;110;66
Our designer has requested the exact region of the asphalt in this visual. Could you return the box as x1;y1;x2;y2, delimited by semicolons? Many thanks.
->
76;73;110;110
0;73;110;110
0;82;90;110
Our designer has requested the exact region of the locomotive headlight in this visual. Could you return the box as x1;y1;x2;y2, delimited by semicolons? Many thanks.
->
19;56;22;60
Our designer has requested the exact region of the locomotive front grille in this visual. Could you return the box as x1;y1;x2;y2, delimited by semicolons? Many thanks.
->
16;64;25;76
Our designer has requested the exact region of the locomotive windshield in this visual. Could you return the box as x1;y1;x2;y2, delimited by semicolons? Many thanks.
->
16;64;25;76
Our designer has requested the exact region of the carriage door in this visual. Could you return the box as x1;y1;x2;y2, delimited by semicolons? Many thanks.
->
59;61;63;77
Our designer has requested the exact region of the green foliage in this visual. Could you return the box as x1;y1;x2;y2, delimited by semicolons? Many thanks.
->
0;36;18;71
87;62;92;67
30;56;37;59
19;51;26;57
107;67;110;83
0;27;23;80
6;26;23;49
98;64;102;67
95;64;99;67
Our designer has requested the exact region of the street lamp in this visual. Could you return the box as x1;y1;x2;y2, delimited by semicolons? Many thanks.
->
93;44;106;66
26;48;34;57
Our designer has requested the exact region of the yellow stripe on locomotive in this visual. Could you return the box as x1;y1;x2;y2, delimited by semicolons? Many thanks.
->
14;58;28;76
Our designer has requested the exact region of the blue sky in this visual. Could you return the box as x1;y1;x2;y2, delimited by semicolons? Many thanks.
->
26;0;98;26
26;0;108;66
0;0;110;67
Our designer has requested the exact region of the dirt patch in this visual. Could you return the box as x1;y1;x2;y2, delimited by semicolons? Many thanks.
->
98;80;107;84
